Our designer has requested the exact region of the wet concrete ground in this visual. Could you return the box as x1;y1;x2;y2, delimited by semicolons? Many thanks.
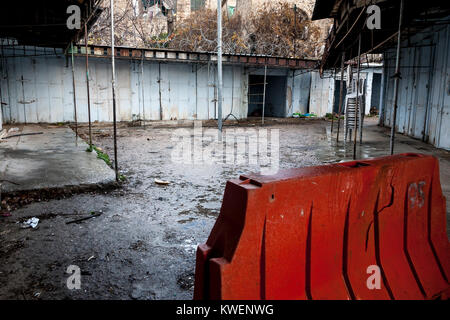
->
0;117;448;300
0;124;115;193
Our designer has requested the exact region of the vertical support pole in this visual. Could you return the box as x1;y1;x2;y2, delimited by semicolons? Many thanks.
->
21;47;26;124
111;0;119;182
293;4;297;58
207;62;210;120
84;23;92;150
359;73;364;145
291;69;295;116
20;75;26;123
0;41;3;129
379;52;386;127
353;34;361;160
70;42;78;141
141;50;145;129
390;0;404;155
345;64;352;143
195;64;198;119
1;40;12;122
214;65;217;119
158;62;162;120
217;0;223;137
435;25;450;147
331;68;336;133
230;66;234;117
336;52;345;142
422;30;438;142
262;64;267;125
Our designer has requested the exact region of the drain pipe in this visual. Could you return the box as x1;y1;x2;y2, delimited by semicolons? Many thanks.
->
390;0;404;155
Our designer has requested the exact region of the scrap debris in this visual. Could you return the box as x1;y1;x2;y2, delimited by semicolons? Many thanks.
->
154;179;170;185
4;132;44;139
66;211;103;224
22;217;39;229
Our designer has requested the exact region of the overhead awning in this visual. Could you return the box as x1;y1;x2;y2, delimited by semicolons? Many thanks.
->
0;0;102;49
312;0;450;72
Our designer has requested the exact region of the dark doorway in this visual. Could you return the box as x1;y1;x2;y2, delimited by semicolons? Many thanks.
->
333;79;347;114
370;73;382;114
248;74;287;117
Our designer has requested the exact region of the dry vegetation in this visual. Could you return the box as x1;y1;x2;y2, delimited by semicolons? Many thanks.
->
169;3;321;58
88;1;328;58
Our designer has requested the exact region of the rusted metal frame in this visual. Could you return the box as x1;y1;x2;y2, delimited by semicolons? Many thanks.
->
73;44;318;70
390;0;405;155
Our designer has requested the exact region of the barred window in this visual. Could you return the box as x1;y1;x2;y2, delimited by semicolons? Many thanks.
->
191;0;206;11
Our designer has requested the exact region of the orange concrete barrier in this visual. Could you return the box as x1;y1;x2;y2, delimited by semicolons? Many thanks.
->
194;153;450;300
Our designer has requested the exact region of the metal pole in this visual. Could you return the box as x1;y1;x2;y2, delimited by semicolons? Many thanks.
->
214;66;217;119
331;67;336;133
262;64;267;125
390;0;404;155
293;4;297;58
158;62;162;120
336;52;345;142
195;64;198;118
379;53;386;127
84;23;92;150
111;0;119;182
353;34;361;160
141;50;146;129
70;42;78;141
217;0;223;136
207;62;210;120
